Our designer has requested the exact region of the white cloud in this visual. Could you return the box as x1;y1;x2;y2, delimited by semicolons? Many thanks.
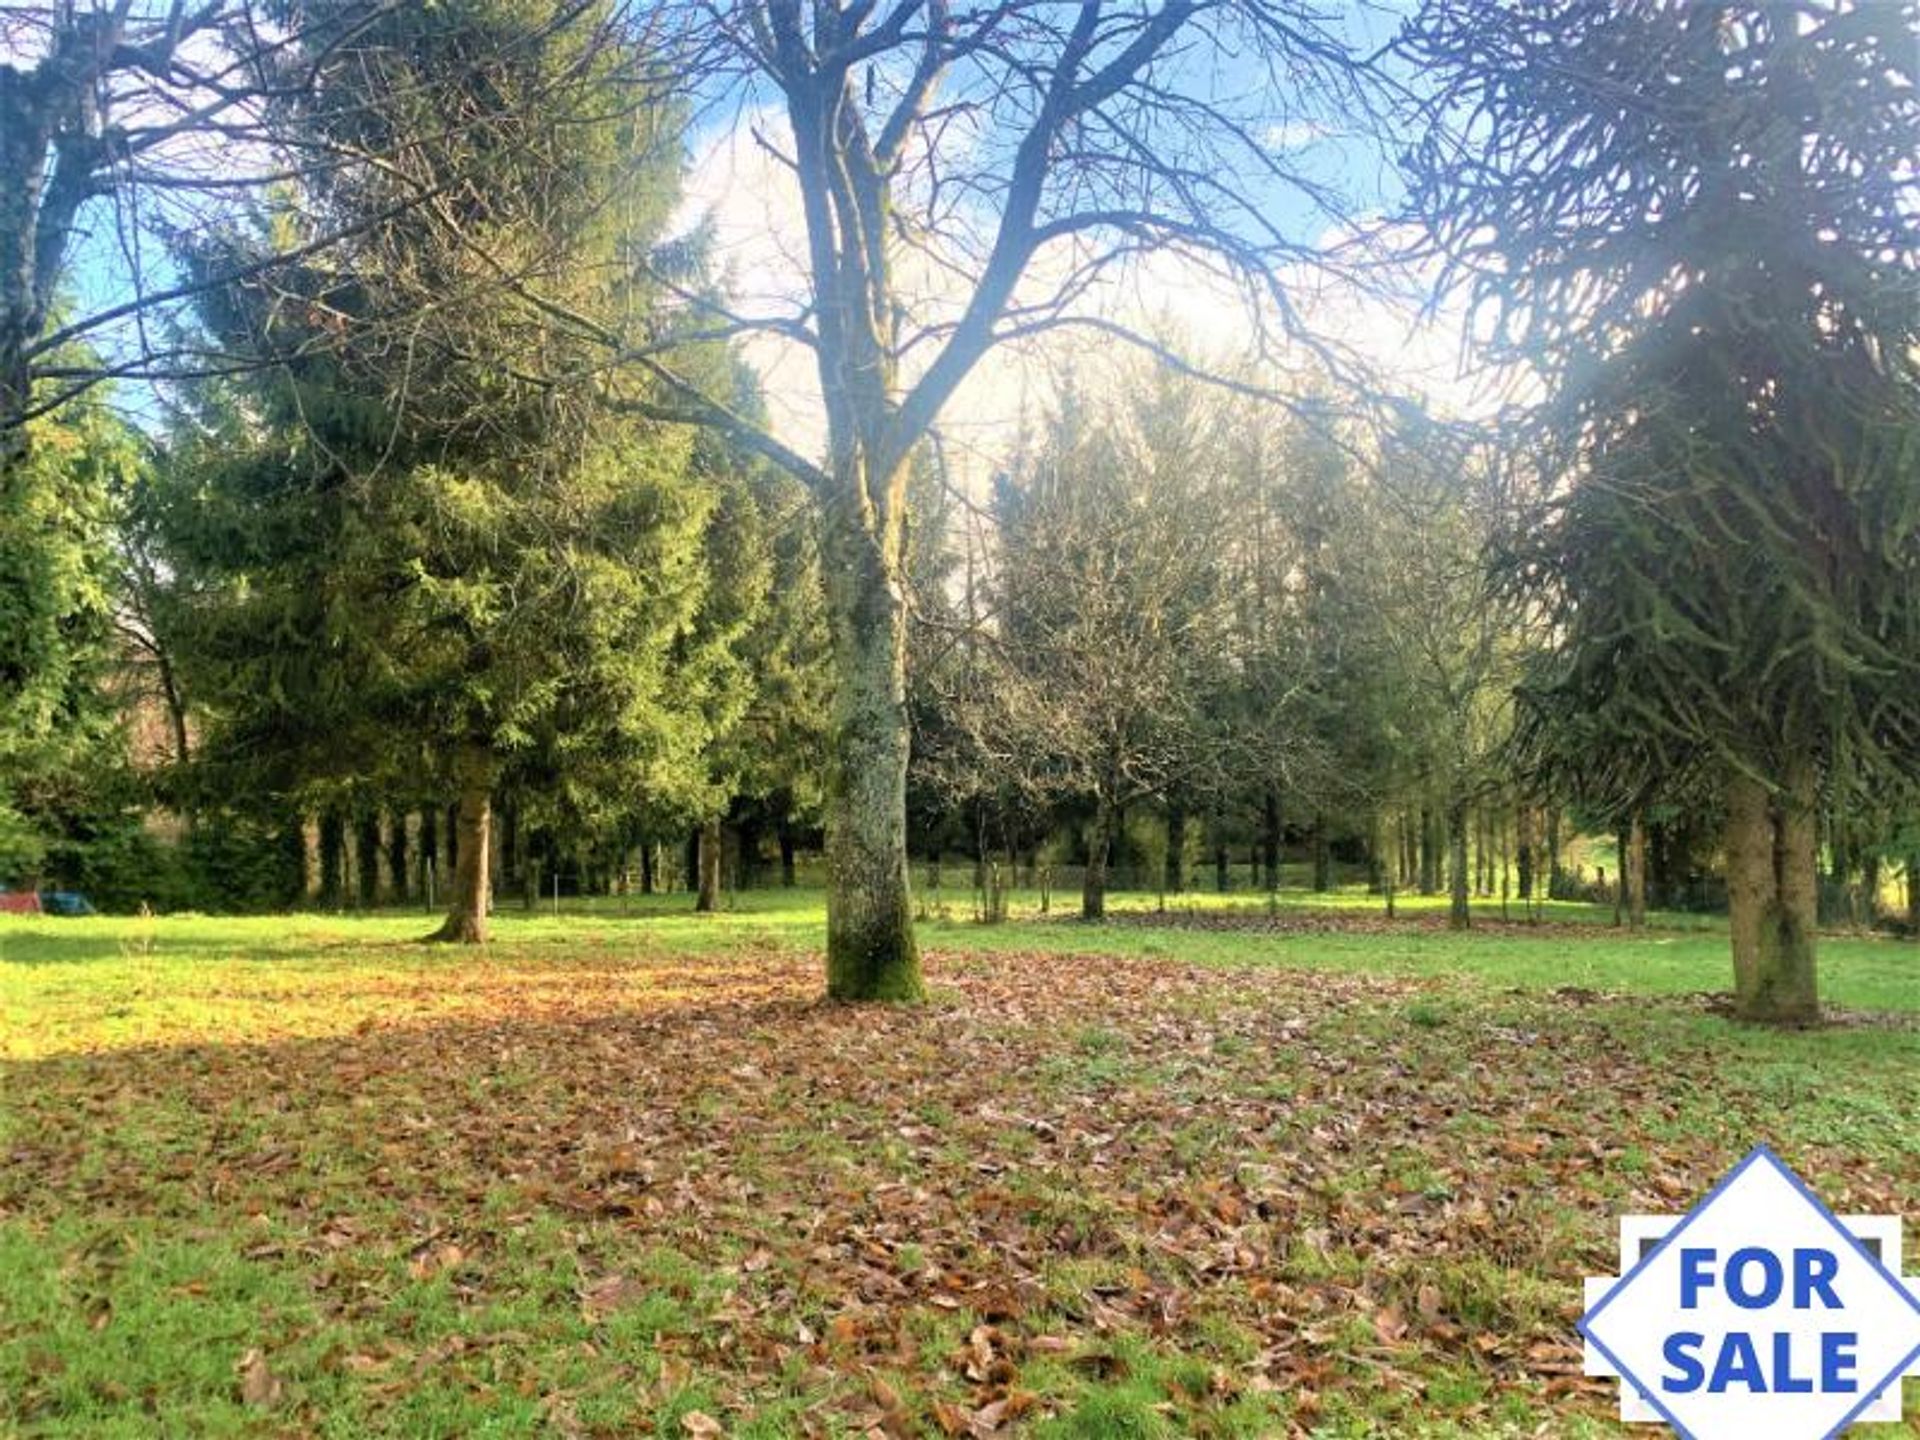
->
673;114;1511;488
1261;120;1330;152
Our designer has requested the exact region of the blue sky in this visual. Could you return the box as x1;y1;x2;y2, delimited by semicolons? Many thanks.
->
56;0;1439;443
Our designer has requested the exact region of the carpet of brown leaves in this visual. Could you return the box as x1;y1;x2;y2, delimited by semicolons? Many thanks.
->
3;941;1914;1436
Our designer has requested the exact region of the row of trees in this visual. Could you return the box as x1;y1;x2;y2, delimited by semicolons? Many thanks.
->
29;314;1918;943
2;0;1382;998
4;0;830;939
905;367;1530;929
3;0;1916;1025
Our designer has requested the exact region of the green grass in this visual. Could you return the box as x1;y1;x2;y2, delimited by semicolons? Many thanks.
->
1;887;1916;1436
6;880;1907;1026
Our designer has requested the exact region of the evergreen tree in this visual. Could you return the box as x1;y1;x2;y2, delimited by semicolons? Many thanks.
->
0;395;141;887
1407;0;1920;1019
159;0;724;941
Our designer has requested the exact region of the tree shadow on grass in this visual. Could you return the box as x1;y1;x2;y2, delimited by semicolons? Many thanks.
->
0;926;259;966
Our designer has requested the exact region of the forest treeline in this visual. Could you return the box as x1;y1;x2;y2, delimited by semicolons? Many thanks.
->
2;0;1916;1024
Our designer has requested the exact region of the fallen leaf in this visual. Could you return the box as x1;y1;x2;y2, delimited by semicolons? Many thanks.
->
968;1398;1010;1436
237;1349;282;1409
580;1273;648;1322
1373;1304;1407;1343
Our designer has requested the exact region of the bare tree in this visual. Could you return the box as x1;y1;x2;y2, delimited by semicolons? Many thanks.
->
622;0;1379;998
1346;415;1525;930
3;3;313;456
984;364;1238;919
5;0;1382;996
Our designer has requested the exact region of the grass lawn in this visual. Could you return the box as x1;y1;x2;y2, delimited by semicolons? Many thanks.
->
1;891;1916;1436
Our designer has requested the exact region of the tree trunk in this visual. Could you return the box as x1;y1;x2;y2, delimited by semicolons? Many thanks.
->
1907;853;1920;937
1214;838;1229;892
0;343;28;485
779;820;797;888
153;646;192;767
428;744;494;943
819;468;921;999
1516;804;1535;901
974;806;989;893
294;817;316;901
1774;764;1820;1012
1625;810;1648;929
1;69;49;481
1545;806;1563;897
1475;808;1491;896
489;795;507;903
696;815;722;913
1723;769;1819;1024
1419;804;1440;895
354;812;378;904
1612;825;1628;926
1447;799;1470;930
386;812;408;905
418;807;437;898
640;841;655;895
500;799;519;899
1261;789;1281;893
319;810;345;907
278;818;307;908
1164;802;1187;894
1311;814;1331;892
1082;795;1113;921
1491;811;1504;896
737;815;763;890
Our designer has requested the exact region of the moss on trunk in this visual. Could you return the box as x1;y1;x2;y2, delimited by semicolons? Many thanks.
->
820;467;922;1002
427;744;493;944
1082;797;1113;921
1724;769;1819;1024
695;815;722;913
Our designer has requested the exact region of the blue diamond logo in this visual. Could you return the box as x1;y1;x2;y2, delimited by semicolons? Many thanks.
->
1582;1146;1920;1438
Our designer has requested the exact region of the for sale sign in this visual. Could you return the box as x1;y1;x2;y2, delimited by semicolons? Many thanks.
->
1581;1145;1920;1438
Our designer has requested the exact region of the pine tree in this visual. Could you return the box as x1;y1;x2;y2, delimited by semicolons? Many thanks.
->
159;0;725;941
1407;0;1920;1019
0;397;140;885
